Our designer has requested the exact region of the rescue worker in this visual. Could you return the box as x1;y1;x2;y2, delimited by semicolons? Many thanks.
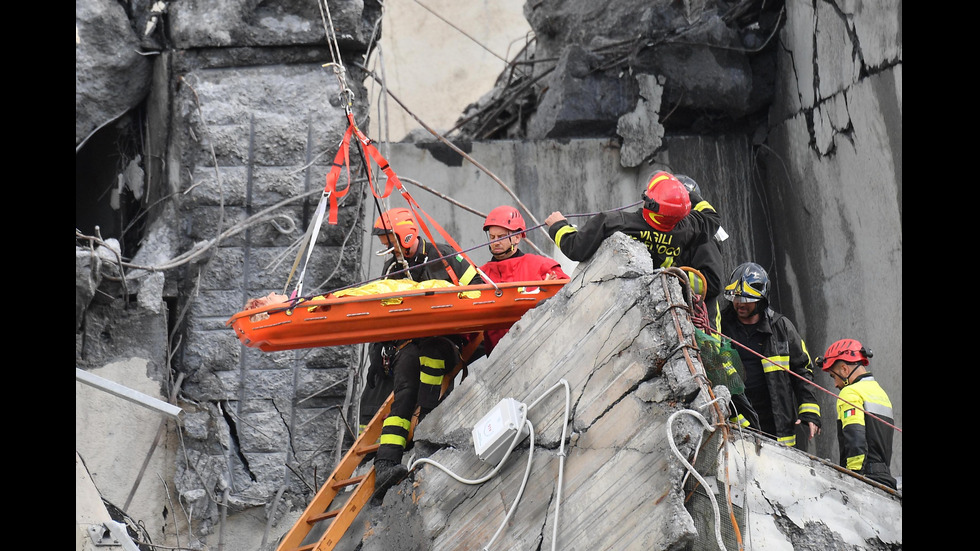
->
674;173;728;329
719;262;822;448
544;170;725;316
816;339;897;490
480;205;569;356
364;207;484;504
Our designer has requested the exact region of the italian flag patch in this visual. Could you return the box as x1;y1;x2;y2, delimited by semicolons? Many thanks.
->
843;408;857;418
455;255;463;262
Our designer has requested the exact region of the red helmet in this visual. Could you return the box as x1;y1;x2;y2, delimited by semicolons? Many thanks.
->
483;205;526;237
642;171;691;231
817;339;873;371
372;208;419;249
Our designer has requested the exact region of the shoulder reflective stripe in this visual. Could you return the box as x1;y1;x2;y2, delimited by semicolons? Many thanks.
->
554;225;577;248
798;403;821;416
846;453;866;472
383;416;412;431
764;355;789;372
459;265;478;285
692;200;714;213
864;401;893;417
778;434;796;447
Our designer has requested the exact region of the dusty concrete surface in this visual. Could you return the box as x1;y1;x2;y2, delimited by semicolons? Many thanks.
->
333;235;900;551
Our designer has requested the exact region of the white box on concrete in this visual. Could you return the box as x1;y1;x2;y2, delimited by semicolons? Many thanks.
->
472;398;529;464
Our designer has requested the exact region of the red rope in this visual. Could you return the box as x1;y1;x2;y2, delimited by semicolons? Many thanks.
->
704;325;902;434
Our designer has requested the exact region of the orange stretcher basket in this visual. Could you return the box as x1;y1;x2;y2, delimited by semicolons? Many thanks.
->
226;280;569;352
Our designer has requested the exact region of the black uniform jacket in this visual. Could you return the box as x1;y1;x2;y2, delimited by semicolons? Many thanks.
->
548;194;723;300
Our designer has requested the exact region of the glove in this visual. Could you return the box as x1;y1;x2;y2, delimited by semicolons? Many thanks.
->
688;188;705;206
798;412;821;430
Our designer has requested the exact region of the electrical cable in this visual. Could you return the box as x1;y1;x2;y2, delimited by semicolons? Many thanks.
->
407;379;572;551
409;402;529;485
526;380;572;551
483;421;534;551
668;408;727;551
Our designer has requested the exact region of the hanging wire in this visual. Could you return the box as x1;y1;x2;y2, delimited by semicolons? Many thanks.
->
409;0;511;64
316;0;353;105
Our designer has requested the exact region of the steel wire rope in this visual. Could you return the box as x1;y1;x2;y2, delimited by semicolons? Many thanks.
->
292;200;643;301
352;62;552;249
409;0;511;64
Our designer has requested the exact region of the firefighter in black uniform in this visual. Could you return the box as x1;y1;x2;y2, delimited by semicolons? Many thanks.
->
719;262;822;449
364;207;483;504
817;339;897;490
544;170;725;322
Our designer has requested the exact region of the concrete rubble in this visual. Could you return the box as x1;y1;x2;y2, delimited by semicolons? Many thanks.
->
333;233;901;551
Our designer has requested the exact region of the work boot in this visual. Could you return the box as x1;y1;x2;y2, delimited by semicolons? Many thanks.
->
371;459;408;506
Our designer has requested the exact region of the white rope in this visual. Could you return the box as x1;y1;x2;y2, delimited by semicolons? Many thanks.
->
668;408;727;551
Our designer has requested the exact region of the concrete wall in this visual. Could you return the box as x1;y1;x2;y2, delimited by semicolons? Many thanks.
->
766;1;902;477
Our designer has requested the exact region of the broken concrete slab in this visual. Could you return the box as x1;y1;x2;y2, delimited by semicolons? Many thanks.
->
331;232;900;550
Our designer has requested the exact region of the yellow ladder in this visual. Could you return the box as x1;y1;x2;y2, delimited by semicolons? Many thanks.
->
275;334;483;551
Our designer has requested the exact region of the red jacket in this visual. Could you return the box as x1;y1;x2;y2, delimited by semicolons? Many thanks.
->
480;250;568;355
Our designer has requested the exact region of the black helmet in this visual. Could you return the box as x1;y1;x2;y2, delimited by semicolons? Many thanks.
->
674;174;701;197
724;262;770;308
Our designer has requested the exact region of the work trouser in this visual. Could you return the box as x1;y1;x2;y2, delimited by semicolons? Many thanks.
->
375;337;460;463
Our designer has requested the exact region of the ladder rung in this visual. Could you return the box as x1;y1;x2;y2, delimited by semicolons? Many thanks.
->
306;508;341;524
276;347;481;551
356;443;379;455
331;474;367;491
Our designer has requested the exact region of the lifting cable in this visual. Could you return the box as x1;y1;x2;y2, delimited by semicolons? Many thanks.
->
287;199;645;302
293;0;489;295
353;63;552;251
285;0;358;298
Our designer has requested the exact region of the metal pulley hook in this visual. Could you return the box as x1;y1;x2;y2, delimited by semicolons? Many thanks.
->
322;62;355;112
